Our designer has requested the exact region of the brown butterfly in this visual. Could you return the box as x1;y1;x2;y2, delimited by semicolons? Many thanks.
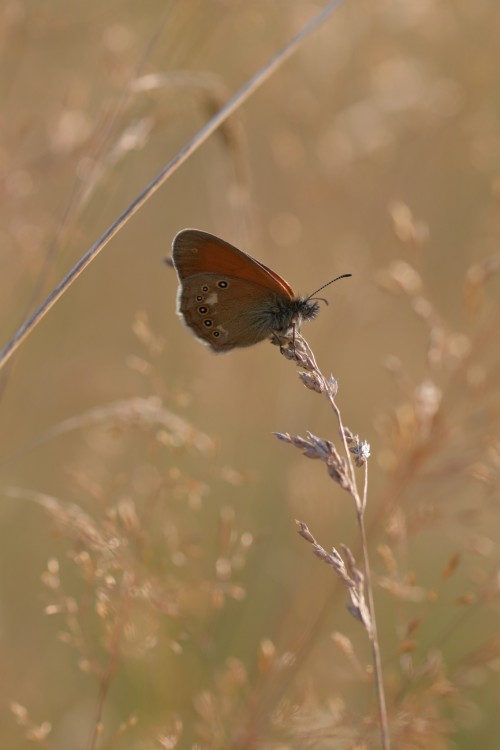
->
171;229;350;352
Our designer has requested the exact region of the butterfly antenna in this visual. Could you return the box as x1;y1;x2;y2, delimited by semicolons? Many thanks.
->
306;273;352;303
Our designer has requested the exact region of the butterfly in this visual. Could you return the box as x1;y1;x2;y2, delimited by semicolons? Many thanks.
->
171;229;350;352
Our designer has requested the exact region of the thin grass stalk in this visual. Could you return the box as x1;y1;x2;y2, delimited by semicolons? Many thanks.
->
330;394;390;747
277;334;391;749
0;0;346;371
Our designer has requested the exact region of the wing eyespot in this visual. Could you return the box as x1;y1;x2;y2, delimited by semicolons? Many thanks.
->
217;280;228;289
203;320;213;328
198;306;208;314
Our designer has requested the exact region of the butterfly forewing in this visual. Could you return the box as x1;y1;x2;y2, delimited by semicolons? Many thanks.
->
173;229;295;298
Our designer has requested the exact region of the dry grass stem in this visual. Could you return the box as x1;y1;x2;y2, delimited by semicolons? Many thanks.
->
276;333;390;749
296;521;372;631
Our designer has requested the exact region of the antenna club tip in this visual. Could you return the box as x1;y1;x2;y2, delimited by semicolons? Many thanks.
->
306;272;352;301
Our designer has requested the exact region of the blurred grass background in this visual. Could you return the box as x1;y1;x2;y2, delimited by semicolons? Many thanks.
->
1;0;500;747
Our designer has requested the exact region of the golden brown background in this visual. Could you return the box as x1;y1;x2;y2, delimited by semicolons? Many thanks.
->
1;1;500;747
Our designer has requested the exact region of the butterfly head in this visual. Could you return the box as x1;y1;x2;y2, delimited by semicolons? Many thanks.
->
274;272;353;335
270;273;352;339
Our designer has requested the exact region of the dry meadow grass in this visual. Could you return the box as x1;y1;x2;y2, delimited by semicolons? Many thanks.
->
1;1;500;748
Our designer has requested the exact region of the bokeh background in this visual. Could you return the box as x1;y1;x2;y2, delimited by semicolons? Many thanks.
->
1;0;500;747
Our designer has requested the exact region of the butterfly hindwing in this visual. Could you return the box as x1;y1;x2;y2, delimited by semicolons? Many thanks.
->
177;273;285;351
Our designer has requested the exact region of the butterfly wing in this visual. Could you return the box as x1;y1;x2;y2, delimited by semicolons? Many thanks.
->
172;229;295;298
177;273;285;352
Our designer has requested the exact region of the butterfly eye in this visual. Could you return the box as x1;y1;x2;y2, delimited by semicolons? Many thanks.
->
217;280;228;289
